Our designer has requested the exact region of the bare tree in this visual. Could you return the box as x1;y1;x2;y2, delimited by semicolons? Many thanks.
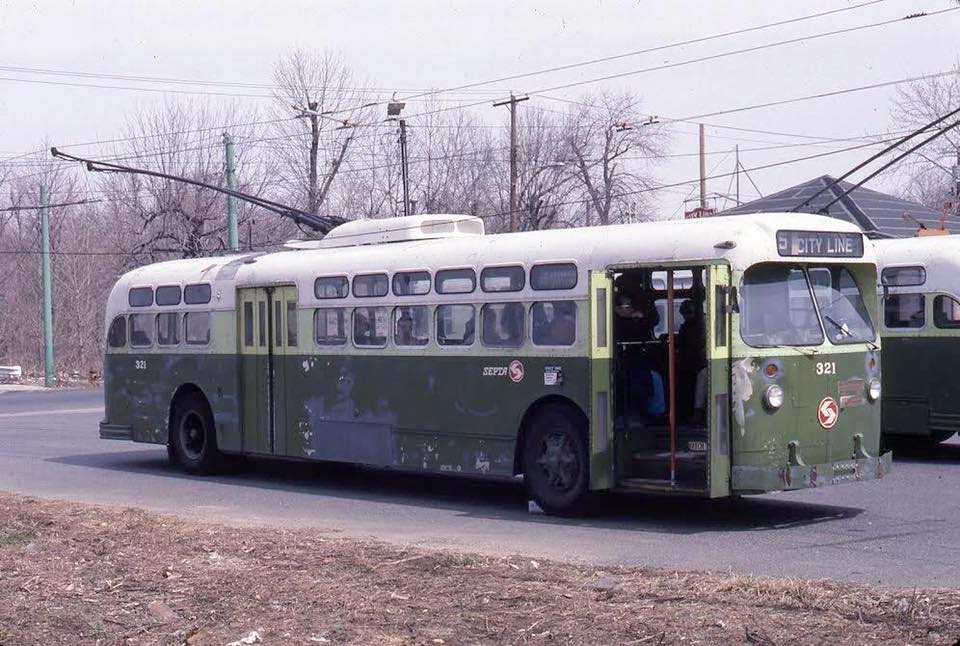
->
891;68;960;212
102;98;268;260
270;50;374;216
563;91;667;225
486;106;578;232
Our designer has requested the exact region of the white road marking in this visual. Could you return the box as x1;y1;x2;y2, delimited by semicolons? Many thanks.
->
0;407;103;418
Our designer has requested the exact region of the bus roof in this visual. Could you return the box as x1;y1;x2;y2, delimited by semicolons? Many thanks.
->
874;234;960;293
106;212;873;314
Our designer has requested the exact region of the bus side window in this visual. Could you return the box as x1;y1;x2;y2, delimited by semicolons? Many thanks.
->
287;300;298;346
436;304;475;346
156;312;180;346
884;293;925;328
107;316;126;348
129;313;153;347
315;308;347;345
185;312;211;345
481;303;524;347
353;307;388;347
243;302;254;347
934;295;960;328
531;301;576;346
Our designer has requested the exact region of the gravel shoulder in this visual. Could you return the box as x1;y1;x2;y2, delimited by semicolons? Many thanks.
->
2;492;958;645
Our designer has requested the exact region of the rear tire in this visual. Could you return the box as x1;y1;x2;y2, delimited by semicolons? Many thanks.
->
523;404;589;515
169;391;220;474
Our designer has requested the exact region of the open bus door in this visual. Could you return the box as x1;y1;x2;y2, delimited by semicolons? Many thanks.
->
237;285;298;456
589;269;615;490
707;264;732;497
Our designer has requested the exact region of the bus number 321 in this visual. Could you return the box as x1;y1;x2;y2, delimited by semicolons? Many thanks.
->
816;361;836;375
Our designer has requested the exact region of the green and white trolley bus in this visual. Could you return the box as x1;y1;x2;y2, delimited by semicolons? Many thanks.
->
874;234;960;445
100;212;891;513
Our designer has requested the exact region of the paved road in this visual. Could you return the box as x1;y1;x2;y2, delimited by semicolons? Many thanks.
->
2;388;959;588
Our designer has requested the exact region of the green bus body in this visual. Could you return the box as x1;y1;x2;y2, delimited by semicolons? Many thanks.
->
100;214;891;503
875;236;960;443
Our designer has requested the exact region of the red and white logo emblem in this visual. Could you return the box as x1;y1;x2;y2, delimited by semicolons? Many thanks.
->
508;360;525;383
817;396;839;430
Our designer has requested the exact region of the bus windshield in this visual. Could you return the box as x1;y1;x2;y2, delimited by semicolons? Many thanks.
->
740;263;875;347
807;266;876;344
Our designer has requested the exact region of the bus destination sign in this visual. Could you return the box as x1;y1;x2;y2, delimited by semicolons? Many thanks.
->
776;230;863;258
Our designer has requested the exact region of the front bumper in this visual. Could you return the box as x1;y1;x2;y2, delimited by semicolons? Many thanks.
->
99;419;133;440
732;451;892;493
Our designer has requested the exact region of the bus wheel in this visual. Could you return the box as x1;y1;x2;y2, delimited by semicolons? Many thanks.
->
170;391;220;474
523;404;589;515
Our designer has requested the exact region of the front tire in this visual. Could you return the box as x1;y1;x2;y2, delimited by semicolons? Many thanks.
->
170;391;220;474
523;404;589;515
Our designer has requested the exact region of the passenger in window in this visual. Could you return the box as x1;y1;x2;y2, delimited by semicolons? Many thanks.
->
482;310;502;345
396;312;415;345
548;305;576;345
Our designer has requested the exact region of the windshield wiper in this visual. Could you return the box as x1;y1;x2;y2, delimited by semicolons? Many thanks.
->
823;315;852;339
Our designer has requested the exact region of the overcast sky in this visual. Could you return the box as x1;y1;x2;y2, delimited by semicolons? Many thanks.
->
1;0;957;215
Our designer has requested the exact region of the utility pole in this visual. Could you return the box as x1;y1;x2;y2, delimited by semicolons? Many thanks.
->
307;101;320;215
399;118;410;216
386;100;411;216
223;132;239;252
494;93;529;232
699;124;707;211
39;185;54;387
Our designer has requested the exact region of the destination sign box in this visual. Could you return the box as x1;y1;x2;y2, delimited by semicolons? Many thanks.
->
776;230;864;258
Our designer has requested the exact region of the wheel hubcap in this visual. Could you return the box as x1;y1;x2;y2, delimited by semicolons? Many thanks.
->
537;431;578;491
179;411;206;460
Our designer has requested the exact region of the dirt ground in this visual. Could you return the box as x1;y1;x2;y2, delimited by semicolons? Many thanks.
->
1;493;958;646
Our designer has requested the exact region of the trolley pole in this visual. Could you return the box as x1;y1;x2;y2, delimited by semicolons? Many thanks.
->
399;119;410;216
223;132;240;252
39;184;54;387
494;93;529;232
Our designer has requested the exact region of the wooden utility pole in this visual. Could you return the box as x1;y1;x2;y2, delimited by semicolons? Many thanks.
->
399;118;410;216
223;132;239;252
39;185;54;387
699;123;707;211
494;93;529;232
307;100;320;215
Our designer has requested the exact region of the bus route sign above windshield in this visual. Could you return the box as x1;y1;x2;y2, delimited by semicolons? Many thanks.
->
776;230;864;258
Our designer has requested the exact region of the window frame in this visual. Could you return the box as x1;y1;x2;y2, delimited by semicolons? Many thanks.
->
480;302;526;348
155;311;181;346
530;300;578;347
435;268;477;295
314;275;349;300
881;265;926;287
435;303;476;347
155;285;182;306
183;283;212;305
184;311;211;346
393;305;431;347
107;316;127;349
352;273;389;298
128;287;154;308
128;313;154;348
933;294;960;329
314;307;349;346
392;270;432;297
352;306;389;348
883;292;926;329
480;265;526;293
530;262;578;291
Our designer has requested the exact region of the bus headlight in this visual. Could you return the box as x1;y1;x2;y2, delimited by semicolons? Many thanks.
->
763;384;785;411
867;378;881;402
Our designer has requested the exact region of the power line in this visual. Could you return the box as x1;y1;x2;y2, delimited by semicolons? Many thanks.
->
399;8;956;122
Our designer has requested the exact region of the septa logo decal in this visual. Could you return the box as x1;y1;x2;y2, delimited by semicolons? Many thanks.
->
508;360;524;383
818;396;839;430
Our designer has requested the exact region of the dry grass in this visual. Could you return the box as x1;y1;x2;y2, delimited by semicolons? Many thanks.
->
0;492;958;645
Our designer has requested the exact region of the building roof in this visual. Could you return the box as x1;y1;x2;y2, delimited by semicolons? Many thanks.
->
718;175;945;238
